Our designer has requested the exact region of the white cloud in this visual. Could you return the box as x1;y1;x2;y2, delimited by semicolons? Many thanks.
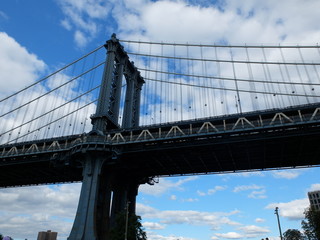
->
255;218;265;223
141;1;231;42
265;198;309;220
139;176;198;196
0;32;46;95
208;186;226;195
61;18;72;31
248;190;267;199
55;0;320;48
0;31;97;144
146;233;196;240
308;183;320;192
233;184;267;199
74;30;89;47
197;185;227;196
233;184;263;193
197;190;206;196
272;170;302;179
57;0;111;47
143;221;165;230
215;232;243;239
137;203;241;231
112;0;320;45
182;198;199;202
170;195;177;200
0;184;81;239
238;224;270;236
214;225;270;239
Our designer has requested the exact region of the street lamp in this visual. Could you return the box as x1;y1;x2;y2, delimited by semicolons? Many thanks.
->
274;207;283;240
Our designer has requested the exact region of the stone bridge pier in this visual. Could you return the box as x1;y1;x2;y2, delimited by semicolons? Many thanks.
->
68;151;145;240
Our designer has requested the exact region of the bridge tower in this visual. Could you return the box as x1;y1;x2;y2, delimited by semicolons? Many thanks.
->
68;34;145;240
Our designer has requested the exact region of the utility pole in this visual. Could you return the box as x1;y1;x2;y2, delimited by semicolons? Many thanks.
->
275;207;283;240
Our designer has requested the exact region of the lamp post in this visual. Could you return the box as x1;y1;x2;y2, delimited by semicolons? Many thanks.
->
275;207;283;240
125;201;130;240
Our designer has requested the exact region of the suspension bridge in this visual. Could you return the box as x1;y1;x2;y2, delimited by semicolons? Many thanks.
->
1;34;320;239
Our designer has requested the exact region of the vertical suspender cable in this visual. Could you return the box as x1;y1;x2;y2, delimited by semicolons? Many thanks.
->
298;47;313;104
280;47;296;106
245;46;259;111
209;47;216;117
190;45;196;119
179;47;183;121
214;47;226;115
174;44;177;121
295;62;308;105
186;43;192;120
200;45;206;117
261;48;273;109
230;48;242;114
154;46;158;124
312;64;320;102
197;46;203;118
160;42;164;124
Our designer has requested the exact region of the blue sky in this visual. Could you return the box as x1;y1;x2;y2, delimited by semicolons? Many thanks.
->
0;0;320;240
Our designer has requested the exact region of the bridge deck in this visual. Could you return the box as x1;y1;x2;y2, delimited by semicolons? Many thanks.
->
1;103;320;187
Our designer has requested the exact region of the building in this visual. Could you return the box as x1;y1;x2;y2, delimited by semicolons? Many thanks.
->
37;230;57;240
308;190;320;210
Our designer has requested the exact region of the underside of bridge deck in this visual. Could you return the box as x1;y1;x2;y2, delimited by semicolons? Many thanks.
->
119;124;320;177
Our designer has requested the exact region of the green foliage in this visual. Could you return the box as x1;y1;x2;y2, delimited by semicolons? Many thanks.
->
301;207;320;240
110;211;147;240
283;229;304;240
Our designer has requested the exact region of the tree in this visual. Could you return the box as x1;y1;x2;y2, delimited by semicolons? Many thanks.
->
301;207;320;240
0;235;13;240
283;229;304;240
110;211;147;240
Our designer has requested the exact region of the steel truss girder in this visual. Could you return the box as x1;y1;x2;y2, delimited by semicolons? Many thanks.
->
2;103;320;159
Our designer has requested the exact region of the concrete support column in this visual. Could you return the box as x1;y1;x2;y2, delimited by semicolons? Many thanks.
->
127;182;139;215
110;182;127;219
68;155;105;240
109;173;140;229
68;156;142;240
96;167;113;239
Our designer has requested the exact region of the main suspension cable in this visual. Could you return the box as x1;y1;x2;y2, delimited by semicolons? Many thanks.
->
144;77;320;98
0;61;105;118
0;44;104;103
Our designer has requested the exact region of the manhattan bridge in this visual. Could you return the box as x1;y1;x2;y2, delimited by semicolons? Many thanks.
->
1;34;320;239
